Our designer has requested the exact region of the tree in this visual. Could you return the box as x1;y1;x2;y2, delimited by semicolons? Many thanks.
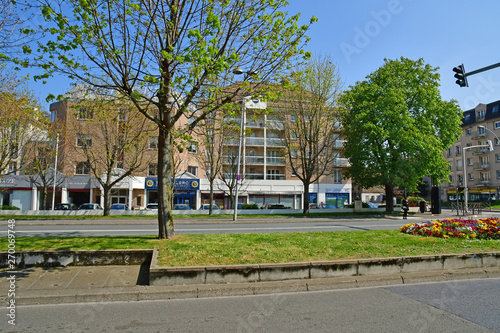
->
20;0;315;238
193;109;225;215
65;87;155;215
24;125;66;210
273;56;343;213
0;0;34;58
0;66;45;176
339;57;463;212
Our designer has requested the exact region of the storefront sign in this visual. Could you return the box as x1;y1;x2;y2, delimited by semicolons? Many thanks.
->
145;177;200;191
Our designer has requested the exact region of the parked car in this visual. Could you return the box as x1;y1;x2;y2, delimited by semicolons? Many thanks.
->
173;204;191;210
262;203;287;209
110;203;130;210
79;203;103;210
146;203;158;210
199;204;219;210
54;203;78;210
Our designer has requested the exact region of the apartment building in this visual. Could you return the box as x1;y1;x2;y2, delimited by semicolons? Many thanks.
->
0;84;352;210
443;100;500;203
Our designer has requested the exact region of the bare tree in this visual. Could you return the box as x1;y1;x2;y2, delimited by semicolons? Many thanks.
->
273;56;343;213
20;0;315;238
65;88;155;215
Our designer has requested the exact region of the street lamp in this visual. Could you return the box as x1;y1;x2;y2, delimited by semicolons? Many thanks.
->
232;69;257;221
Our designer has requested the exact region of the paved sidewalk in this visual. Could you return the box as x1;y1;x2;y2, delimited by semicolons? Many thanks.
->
2;264;500;305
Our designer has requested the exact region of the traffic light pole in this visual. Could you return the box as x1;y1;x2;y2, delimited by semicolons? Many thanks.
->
465;61;500;77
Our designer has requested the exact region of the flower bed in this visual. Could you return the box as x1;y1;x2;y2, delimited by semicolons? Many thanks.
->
400;217;500;240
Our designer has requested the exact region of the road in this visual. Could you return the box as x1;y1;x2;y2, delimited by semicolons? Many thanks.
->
0;215;416;237
4;278;499;332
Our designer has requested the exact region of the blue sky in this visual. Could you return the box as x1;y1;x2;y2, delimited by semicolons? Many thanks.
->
288;0;500;111
25;0;500;112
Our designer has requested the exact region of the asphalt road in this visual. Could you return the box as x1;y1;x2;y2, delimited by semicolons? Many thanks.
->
4;278;499;332
0;216;414;237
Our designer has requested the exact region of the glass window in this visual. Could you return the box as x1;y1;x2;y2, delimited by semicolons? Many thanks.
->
188;166;198;176
77;107;93;120
493;105;499;113
76;134;92;148
75;162;90;175
148;163;158;176
495;122;500;129
188;141;198;153
149;137;158;149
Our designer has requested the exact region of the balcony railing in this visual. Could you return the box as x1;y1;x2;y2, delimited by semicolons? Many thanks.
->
472;131;488;140
266;120;285;131
245;156;265;165
266;138;285;147
245;173;265;180
473;147;490;155
473;163;490;170
245;137;265;146
266;157;286;166
333;158;350;167
333;140;346;149
265;174;286;180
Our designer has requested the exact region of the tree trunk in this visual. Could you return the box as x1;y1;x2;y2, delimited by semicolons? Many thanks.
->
103;186;110;216
209;179;214;216
303;180;311;214
385;183;394;212
158;126;175;239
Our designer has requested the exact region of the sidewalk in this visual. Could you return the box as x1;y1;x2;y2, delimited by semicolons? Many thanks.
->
2;264;500;305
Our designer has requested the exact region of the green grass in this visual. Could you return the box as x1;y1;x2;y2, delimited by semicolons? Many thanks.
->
1;230;499;267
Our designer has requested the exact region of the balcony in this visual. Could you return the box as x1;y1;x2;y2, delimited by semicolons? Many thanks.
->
333;158;350;167
479;179;491;186
333;140;346;149
472;131;488;140
473;147;490;155
245;156;265;165
245;173;265;180
245;137;265;146
266;174;286;180
473;163;490;170
266;120;285;131
266;157;286;166
266;138;285;147
245;120;265;128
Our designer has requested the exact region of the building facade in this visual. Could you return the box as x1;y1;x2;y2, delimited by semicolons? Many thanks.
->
443;100;500;203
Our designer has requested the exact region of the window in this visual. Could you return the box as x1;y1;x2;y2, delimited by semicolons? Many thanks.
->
266;169;281;180
456;146;461;155
76;134;92;148
290;114;296;122
496;138;500;146
148;163;158;176
496;154;500;162
495;122;500;129
8;162;16;174
136;196;142;206
149;136;158;149
447;148;452;157
466;128;471;135
77;107;93;120
75;162;90;175
477;109;486;118
188;141;198;153
464;114;471;122
333;170;342;184
291;132;297;140
187;166;198;176
448;175;453;183
497;171;500;179
467;158;473;166
493;105;499;113
291;150;297;158
478;126;486;135
291;167;297;176
468;173;474;181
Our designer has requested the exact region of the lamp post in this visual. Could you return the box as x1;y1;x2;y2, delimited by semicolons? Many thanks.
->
232;69;257;221
51;134;59;210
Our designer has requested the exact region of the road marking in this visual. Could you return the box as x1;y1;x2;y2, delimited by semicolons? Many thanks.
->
0;224;402;235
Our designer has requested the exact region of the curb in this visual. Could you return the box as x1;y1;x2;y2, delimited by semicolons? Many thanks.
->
12;267;500;305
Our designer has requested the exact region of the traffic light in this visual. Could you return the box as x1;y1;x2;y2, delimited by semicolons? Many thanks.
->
453;64;468;87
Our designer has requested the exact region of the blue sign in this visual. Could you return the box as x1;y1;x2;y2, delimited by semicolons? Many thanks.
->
145;177;199;191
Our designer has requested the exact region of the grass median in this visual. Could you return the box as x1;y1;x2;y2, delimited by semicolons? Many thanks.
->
1;230;499;266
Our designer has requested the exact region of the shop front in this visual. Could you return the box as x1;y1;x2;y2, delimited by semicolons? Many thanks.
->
145;174;200;209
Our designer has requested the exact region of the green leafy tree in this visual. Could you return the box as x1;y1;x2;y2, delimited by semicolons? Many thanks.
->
18;0;315;238
339;57;462;212
273;55;343;214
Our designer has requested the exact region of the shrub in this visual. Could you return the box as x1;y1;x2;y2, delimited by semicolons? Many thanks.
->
0;205;20;210
242;203;259;210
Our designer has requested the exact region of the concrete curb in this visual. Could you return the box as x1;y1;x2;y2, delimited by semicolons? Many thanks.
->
11;267;500;305
149;252;500;286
